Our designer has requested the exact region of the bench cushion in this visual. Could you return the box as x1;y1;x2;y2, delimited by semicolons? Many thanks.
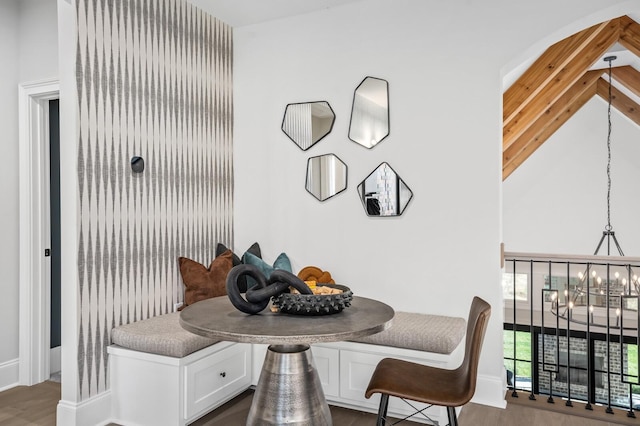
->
350;311;466;354
111;312;220;358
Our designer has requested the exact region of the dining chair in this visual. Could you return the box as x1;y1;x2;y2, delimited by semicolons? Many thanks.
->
365;296;491;426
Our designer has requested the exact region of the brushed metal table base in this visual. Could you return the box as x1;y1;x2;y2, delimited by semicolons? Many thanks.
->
247;344;332;425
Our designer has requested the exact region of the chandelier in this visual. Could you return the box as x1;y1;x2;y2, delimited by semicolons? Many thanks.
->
550;55;640;331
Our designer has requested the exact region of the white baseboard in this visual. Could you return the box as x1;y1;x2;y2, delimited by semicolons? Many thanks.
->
57;390;112;426
0;358;19;392
472;373;507;409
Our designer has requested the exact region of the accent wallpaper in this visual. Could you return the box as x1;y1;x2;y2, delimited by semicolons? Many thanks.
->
76;0;233;398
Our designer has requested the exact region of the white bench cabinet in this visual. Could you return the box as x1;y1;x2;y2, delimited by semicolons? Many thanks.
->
109;309;466;425
108;341;251;426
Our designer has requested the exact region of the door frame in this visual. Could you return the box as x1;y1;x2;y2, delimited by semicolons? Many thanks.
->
18;78;60;385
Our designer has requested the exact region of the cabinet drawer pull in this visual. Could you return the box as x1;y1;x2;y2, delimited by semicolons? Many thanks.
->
220;372;226;378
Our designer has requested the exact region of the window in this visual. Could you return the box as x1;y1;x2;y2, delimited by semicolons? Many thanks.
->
503;272;528;302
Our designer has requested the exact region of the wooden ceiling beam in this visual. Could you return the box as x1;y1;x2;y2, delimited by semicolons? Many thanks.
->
504;20;616;125
596;77;640;126
503;19;619;151
503;73;599;180
620;15;640;57
611;65;640;98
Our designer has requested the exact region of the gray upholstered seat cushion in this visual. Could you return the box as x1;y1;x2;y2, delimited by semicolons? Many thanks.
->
350;311;466;354
111;312;219;358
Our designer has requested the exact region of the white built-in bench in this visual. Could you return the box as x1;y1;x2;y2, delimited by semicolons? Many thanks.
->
108;313;252;426
108;309;466;426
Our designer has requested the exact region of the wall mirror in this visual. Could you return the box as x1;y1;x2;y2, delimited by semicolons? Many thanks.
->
348;77;389;149
282;101;336;151
305;154;347;201
357;162;413;216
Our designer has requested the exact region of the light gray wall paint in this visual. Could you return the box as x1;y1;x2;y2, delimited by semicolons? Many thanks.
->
18;0;59;81
0;0;58;372
0;0;21;366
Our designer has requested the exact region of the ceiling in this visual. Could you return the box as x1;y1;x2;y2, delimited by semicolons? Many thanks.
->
503;15;640;181
187;0;366;27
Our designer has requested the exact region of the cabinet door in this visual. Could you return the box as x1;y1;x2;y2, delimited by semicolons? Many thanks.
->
311;345;340;397
251;344;268;386
184;343;251;420
339;350;382;409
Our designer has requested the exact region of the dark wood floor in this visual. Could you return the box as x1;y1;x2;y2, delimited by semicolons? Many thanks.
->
191;390;420;425
0;381;59;426
0;381;631;426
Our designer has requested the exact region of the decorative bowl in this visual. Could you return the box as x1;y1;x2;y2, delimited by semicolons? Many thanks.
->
271;284;353;316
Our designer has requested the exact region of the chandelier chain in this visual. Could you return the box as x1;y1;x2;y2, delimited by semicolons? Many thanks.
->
606;57;613;232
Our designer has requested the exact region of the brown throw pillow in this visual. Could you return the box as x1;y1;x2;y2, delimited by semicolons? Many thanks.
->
179;250;233;307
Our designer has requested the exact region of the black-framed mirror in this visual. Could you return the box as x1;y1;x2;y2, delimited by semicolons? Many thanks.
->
305;153;347;202
357;162;412;216
348;77;389;149
282;101;335;151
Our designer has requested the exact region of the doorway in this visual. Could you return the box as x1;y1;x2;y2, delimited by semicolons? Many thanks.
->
18;79;60;386
49;99;61;380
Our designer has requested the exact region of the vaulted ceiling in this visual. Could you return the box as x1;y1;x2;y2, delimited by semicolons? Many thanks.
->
503;16;640;180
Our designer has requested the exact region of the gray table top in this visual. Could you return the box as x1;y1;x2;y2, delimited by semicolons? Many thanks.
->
180;295;395;345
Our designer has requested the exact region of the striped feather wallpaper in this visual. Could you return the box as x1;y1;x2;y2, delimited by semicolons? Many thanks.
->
76;0;233;399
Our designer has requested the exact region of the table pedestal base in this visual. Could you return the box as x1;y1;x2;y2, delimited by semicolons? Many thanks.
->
247;344;332;425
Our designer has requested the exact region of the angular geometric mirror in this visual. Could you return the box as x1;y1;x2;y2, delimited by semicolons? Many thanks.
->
282;101;336;151
348;77;389;149
305;154;347;201
357;162;412;216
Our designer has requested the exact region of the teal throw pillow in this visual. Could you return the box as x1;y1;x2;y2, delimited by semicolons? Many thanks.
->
242;252;292;289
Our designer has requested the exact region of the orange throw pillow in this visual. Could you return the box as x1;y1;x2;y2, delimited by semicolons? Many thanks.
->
179;250;233;307
297;266;335;284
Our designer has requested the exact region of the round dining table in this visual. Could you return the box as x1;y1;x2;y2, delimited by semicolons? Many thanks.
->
180;295;394;425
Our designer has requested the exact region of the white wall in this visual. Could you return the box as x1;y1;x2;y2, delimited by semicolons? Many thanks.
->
232;0;639;408
19;0;59;81
504;97;640;257
0;0;58;389
0;0;21;372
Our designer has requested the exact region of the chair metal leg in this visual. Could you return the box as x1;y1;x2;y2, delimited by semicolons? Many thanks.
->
447;406;458;426
376;394;390;426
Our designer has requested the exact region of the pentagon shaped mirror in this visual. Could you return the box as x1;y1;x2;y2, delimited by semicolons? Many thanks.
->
282;101;335;151
348;77;389;149
357;162;413;216
305;154;347;202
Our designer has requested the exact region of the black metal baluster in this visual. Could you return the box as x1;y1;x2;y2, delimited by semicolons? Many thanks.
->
606;263;614;414
542;260;558;404
566;262;573;407
529;260;536;401
631;265;639;418
512;259;518;397
554;281;560;405
586;263;593;411
621;293;638;418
